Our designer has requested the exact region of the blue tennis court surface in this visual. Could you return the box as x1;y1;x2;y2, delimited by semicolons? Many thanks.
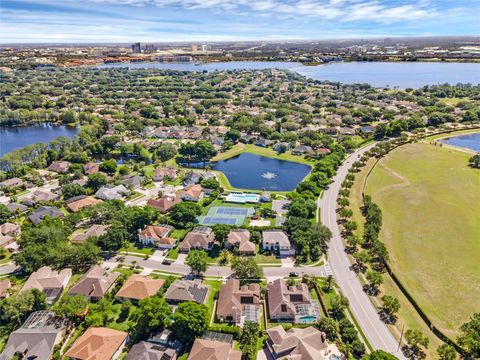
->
197;206;255;226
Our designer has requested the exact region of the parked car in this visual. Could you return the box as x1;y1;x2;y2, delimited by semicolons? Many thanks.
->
289;272;299;277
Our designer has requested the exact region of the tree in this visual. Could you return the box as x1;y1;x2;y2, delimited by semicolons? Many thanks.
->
53;294;88;320
365;270;383;295
239;322;259;360
469;154;480;169
403;329;429;360
330;293;349;318
170;202;202;228
61;183;86;200
96;226;129;253
457;312;480;358
86;173;107;192
362;350;399;360
380;295;400;324
86;297;117;327
186;250;209;276
131;295;172;340
316;317;340;342
60;110;77;124
179;140;217;164
155;143;177;162
218;249;232;265
0;289;47;326
231;257;263;281
436;344;457;360
99;159;117;175
212;224;231;246
172;302;209;344
0;204;10;223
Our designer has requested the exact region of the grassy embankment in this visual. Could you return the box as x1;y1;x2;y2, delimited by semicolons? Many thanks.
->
358;141;480;354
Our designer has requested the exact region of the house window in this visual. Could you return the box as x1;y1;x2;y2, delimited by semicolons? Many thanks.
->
281;304;287;312
241;296;253;304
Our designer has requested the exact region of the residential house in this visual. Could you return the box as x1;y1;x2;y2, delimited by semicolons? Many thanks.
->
359;125;376;135
0;311;67;360
83;162;100;174
0;279;11;298
48;161;71;173
6;202;28;214
22;266;72;304
32;189;60;203
0;234;15;250
176;184;204;202
262;230;295;256
122;174;144;189
165;279;209;304
153;167;177;182
29;206;64;225
95;185;129;200
225;229;255;255
273;142;291;152
216;279;262;326
116;275;165;303
146;195;180;213
267;279;320;323
68;265;120;300
255;138;275;147
316;148;332;156
66;195;102;213
291;145;313;156
188;339;241;360
179;227;214;252
339;127;356;136
266;326;344;360
0;222;20;237
183;172;202;186
71;224;110;244
126;341;177;360
138;225;175;249
65;327;128;360
0;177;25;188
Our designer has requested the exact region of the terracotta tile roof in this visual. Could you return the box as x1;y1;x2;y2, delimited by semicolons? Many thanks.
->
216;279;262;321
146;196;180;212
138;225;173;241
267;279;311;319
66;196;101;213
188;339;241;360
179;227;214;251
266;326;343;359
116;275;164;300
64;327;127;360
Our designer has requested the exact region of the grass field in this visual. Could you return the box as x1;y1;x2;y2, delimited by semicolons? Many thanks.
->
365;142;480;337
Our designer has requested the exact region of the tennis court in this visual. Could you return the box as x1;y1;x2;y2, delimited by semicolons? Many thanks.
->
197;206;255;226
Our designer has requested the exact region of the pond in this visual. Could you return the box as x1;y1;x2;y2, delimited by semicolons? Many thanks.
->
0;123;79;157
97;61;480;89
440;132;480;152
212;152;311;191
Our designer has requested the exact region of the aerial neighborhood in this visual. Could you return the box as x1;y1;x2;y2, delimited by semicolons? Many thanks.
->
0;60;479;360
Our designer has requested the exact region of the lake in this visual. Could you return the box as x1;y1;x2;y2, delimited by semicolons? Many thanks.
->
212;153;311;191
440;132;480;152
97;61;480;89
0;124;79;157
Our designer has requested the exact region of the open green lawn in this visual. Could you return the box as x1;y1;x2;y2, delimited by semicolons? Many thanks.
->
365;142;480;337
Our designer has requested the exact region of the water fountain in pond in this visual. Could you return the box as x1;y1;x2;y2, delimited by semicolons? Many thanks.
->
261;172;277;180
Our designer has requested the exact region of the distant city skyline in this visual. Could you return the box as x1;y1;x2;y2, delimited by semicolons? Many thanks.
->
1;0;480;44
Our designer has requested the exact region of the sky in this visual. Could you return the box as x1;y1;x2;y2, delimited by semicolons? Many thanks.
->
1;0;480;43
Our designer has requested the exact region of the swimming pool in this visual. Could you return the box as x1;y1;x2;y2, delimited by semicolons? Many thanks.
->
297;315;318;324
225;193;260;204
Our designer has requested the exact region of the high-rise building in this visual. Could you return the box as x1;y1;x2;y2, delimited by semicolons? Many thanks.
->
144;44;156;54
191;44;198;53
201;44;208;52
131;42;141;54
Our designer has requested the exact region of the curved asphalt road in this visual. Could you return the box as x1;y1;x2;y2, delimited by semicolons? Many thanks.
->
319;144;406;359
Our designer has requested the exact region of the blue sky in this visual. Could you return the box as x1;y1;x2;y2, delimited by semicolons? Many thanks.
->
1;0;479;43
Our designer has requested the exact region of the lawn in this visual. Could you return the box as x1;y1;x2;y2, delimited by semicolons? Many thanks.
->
119;242;155;257
365;142;480;337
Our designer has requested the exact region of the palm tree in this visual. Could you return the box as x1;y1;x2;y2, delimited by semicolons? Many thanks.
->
218;249;232;265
